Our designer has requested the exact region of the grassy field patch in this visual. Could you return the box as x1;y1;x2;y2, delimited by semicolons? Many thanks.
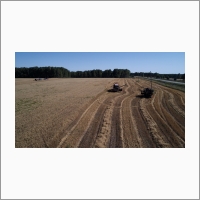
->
16;98;41;113
151;79;185;92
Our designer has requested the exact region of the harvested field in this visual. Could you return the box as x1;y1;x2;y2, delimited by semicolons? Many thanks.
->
15;78;185;148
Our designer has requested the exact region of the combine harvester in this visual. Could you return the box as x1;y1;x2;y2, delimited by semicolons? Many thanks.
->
108;83;125;92
35;78;48;81
141;88;154;98
141;79;154;98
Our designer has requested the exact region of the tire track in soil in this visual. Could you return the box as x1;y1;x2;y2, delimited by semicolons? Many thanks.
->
136;80;185;147
124;81;162;148
173;92;185;111
78;78;126;148
58;79;123;148
152;89;165;121
121;79;142;148
145;103;185;148
152;89;185;142
130;98;155;147
140;96;173;148
78;96;113;148
94;98;114;148
146;94;184;147
57;89;110;148
155;84;185;116
139;80;185;145
132;80;174;147
166;91;185;117
161;91;185;131
156;89;185;141
130;80;158;148
109;79;129;148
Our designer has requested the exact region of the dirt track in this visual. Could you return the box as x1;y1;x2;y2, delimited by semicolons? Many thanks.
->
58;78;185;148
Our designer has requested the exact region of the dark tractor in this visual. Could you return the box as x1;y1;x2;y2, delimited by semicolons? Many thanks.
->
108;83;123;92
141;88;154;98
112;83;122;92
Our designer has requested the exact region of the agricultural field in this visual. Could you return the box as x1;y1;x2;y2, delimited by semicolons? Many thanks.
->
15;78;185;148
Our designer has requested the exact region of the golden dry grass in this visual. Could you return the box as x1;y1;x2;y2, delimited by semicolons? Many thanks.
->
15;78;115;147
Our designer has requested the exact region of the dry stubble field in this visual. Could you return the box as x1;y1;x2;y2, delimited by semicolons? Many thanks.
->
15;78;185;148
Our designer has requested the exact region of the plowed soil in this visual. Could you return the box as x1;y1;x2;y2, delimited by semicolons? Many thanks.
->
15;78;185;148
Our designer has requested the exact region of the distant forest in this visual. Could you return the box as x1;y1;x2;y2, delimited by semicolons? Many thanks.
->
15;66;185;80
15;67;130;78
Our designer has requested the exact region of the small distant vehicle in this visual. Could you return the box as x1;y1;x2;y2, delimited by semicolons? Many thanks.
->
34;78;48;81
112;83;122;92
108;83;124;92
141;88;154;98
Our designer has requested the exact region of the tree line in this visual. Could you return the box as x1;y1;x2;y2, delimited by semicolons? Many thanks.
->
71;69;130;78
15;66;71;78
15;67;184;80
15;67;130;78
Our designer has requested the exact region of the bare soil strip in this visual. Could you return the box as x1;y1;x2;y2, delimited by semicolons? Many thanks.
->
94;98;114;148
78;95;113;148
162;92;185;130
58;91;109;148
121;80;142;147
146;102;184;148
151;88;185;142
109;79;127;148
131;96;156;147
58;79;121;148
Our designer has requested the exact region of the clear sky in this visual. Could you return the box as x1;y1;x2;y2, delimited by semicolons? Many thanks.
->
15;52;185;74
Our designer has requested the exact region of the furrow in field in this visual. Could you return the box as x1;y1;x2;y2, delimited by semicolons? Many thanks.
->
57;90;109;148
121;80;142;147
136;80;185;147
109;79;128;148
79;78;126;148
129;80;158;147
94;99;114;148
152;89;165;121
173;92;185;111
131;79;171;147
58;79;124;148
161;91;185;131
149;83;185;135
165;91;185;117
155;84;185;114
130;97;155;147
159;90;185;140
139;97;170;148
151;88;185;141
145;103;185;148
78;94;116;148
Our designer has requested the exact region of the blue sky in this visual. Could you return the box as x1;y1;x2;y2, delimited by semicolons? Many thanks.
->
15;52;185;74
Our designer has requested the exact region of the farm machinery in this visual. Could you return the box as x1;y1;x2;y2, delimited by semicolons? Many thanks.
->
108;83;125;92
141;87;154;98
141;79;154;98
